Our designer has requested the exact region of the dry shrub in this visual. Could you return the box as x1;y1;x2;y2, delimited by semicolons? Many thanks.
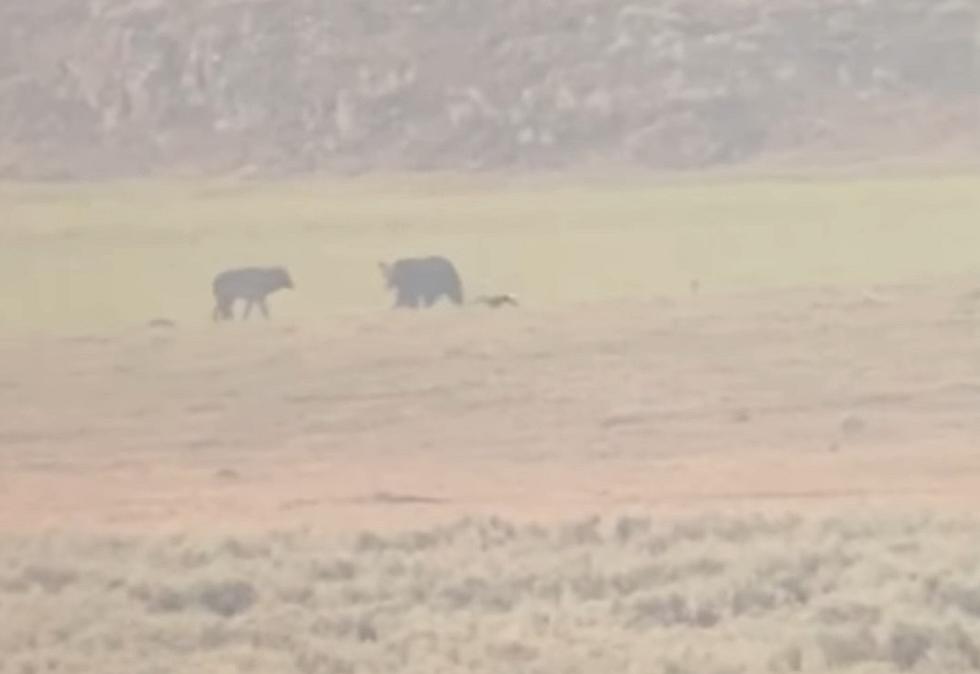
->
938;622;980;670
20;565;77;593
130;583;189;614
816;626;879;669
310;558;358;583
195;579;258;618
887;622;932;670
2;512;980;673
814;601;881;626
938;582;980;618
767;644;803;673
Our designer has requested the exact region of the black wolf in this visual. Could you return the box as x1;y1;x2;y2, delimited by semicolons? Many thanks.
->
212;266;294;321
378;256;464;309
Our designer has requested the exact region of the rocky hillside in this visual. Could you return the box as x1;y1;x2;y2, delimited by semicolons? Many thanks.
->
0;0;977;178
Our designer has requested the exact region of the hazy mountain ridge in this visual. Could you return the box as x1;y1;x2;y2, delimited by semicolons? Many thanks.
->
1;0;977;178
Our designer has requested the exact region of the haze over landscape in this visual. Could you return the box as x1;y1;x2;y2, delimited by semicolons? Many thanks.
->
1;0;977;177
2;1;980;673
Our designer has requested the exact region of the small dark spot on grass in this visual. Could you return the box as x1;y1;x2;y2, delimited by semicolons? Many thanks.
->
214;467;241;481
196;579;258;618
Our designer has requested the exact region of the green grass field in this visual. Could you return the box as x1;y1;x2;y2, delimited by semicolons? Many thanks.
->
2;172;980;329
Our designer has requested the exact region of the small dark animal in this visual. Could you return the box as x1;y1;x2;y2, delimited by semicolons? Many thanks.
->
379;256;464;309
473;294;519;308
212;266;294;321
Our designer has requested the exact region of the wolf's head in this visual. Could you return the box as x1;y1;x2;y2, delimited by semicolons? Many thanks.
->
269;266;294;290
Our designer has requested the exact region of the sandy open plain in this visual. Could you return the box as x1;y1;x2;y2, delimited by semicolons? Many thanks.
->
3;173;980;672
3;173;980;533
5;273;980;535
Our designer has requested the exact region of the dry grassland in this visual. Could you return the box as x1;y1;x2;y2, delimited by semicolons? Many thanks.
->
5;514;980;673
3;172;980;672
2;172;979;328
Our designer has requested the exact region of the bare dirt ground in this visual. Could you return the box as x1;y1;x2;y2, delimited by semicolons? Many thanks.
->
4;276;980;535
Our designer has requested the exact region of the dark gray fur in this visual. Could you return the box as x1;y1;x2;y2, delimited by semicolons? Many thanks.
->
379;256;464;309
212;266;294;321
